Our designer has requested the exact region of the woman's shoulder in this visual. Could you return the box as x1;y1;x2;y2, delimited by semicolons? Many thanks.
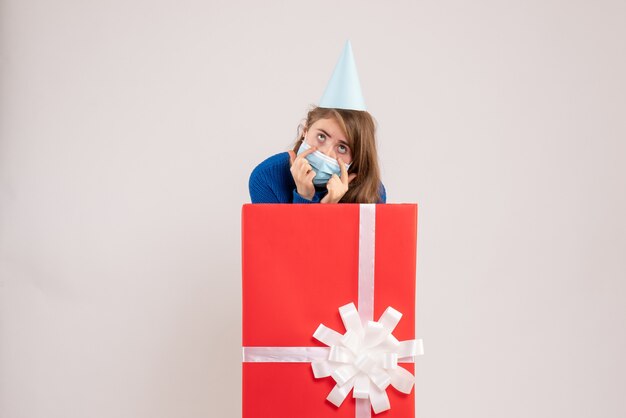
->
251;152;290;174
249;152;293;203
249;152;291;187
378;182;387;203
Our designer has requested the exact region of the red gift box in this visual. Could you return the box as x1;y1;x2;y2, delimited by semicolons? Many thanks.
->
242;204;421;418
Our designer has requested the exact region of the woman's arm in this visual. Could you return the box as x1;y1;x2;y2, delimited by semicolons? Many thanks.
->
293;189;321;203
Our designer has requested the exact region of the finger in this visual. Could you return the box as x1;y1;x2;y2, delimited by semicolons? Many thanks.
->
291;159;306;175
337;157;349;184
300;157;312;169
298;159;312;174
288;150;296;166
295;165;314;184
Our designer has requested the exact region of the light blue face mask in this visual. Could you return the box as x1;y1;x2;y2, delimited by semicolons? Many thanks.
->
296;141;352;185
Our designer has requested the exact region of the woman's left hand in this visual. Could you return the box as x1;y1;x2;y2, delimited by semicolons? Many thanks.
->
321;157;357;204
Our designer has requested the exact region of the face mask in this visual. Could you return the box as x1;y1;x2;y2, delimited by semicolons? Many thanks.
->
296;141;352;185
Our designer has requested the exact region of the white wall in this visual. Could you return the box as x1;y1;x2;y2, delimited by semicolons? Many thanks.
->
1;1;625;417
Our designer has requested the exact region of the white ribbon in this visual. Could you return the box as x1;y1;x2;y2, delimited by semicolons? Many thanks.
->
242;346;330;362
242;204;424;417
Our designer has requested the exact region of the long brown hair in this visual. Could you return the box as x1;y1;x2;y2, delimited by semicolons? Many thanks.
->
292;106;382;203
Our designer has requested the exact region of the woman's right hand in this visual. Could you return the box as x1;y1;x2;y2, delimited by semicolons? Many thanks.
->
288;147;317;200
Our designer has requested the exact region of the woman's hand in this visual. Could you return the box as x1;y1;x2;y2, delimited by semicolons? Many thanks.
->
321;157;357;204
288;147;317;200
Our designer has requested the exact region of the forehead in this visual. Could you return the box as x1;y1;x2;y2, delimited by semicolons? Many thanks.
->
310;118;348;141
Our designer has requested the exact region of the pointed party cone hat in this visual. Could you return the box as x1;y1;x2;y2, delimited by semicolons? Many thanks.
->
319;40;366;111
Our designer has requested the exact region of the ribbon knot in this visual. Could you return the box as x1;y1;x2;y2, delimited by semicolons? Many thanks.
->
311;302;424;414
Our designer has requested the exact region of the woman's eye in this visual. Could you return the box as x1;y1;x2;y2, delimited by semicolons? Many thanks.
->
317;134;326;142
338;145;348;154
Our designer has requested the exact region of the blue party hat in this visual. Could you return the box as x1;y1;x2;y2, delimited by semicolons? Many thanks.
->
319;40;366;111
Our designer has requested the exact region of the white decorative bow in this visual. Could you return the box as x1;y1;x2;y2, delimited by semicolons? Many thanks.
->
311;302;424;414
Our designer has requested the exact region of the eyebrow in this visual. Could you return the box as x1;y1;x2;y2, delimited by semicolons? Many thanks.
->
318;129;350;146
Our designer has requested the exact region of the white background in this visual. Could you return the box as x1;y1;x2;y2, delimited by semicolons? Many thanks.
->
1;1;625;417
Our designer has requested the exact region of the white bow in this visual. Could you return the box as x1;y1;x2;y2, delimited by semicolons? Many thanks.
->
311;302;424;414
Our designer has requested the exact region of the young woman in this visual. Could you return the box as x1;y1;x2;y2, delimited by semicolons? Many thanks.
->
249;106;386;204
